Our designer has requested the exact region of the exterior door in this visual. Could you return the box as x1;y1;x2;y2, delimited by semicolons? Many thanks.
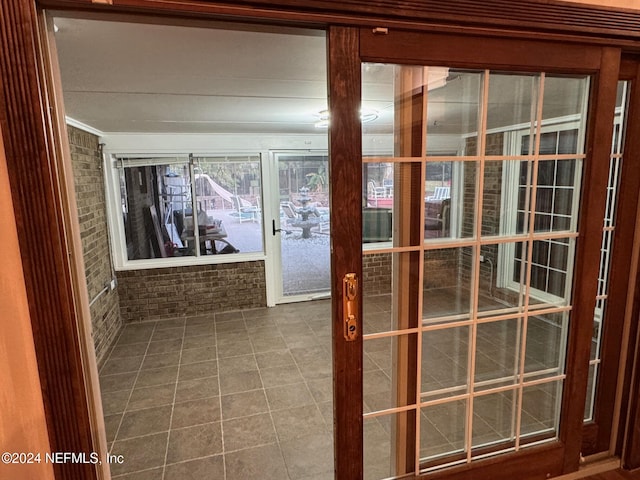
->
269;152;331;303
329;27;621;480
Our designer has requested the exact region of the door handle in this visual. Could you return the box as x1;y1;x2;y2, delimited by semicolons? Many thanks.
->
272;219;291;236
343;273;358;341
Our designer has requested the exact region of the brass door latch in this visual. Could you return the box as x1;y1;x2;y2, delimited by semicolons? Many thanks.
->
343;273;358;341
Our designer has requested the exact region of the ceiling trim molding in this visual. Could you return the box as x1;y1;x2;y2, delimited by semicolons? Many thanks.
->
40;0;640;45
65;116;104;137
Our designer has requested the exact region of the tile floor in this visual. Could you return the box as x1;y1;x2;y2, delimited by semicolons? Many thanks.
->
100;300;334;480
100;293;570;479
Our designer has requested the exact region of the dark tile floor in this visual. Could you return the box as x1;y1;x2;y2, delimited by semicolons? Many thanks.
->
99;300;334;480
99;292;568;479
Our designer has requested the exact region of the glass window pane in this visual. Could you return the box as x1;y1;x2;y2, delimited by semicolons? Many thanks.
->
483;160;531;237
364;162;394;243
425;161;454;239
472;390;518;450
195;156;263;254
525;312;568;380
475;319;522;391
421;401;467;462
480;242;527;318
422;327;469;401
423;247;473;323
365;412;410;479
485;73;539;156
427;69;482;155
585;364;598;421
528;238;574;307
450;161;478;240
542;76;589;136
363;252;392;335
521;381;562;443
364;334;417;413
120;160;196;260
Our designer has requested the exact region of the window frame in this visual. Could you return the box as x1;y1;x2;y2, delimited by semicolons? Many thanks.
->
498;118;586;306
105;152;268;270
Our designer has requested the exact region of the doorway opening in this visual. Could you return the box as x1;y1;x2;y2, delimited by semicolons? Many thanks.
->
51;13;334;478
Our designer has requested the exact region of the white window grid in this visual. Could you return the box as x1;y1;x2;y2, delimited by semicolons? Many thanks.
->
361;69;590;477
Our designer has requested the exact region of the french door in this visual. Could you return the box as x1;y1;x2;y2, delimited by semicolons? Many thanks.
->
329;27;622;480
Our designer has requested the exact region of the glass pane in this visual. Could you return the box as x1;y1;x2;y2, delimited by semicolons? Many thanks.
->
195;156;263;254
362;63;394;155
364;162;394;243
363;252;392;334
521;381;562;442
485;73;539;155
585;363;598;421
478;241;527;318
472;390;518;450
277;155;330;296
425;160;476;241
542;76;589;133
120;160;196;260
420;401;467;461
425;161;452;239
483;160;532;237
584;80;628;424
528;237;575;307
525;312;568;380
591;315;601;362
426;69;482;155
475;319;522;391
422;327;469;400
365;413;408;480
423;247;473;323
456;161;479;240
364;334;417;413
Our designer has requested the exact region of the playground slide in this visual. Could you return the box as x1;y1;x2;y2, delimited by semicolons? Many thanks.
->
195;174;251;208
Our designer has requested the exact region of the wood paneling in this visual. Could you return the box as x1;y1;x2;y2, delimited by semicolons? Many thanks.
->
328;25;363;480
0;1;97;478
360;29;604;72
0;105;56;480
37;0;640;45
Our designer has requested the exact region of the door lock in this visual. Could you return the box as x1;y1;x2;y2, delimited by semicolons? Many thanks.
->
343;273;358;341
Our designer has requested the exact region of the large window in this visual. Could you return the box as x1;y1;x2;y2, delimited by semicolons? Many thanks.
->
113;155;263;266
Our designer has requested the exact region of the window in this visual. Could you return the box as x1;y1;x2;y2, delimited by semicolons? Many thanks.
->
500;122;585;304
111;155;264;268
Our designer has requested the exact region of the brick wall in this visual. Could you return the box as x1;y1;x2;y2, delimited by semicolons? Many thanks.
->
461;133;521;305
363;253;392;296
68;125;121;367
116;262;267;323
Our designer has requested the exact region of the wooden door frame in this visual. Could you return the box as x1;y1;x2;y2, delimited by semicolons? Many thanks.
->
328;25;364;480
616;56;640;471
4;1;640;479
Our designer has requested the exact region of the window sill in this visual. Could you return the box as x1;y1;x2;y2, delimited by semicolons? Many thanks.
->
113;251;266;271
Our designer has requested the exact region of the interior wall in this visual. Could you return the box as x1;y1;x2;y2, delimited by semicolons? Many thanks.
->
68;125;122;366
0;123;55;480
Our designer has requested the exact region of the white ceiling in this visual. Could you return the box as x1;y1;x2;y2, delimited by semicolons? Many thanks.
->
53;16;588;137
53;17;334;134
